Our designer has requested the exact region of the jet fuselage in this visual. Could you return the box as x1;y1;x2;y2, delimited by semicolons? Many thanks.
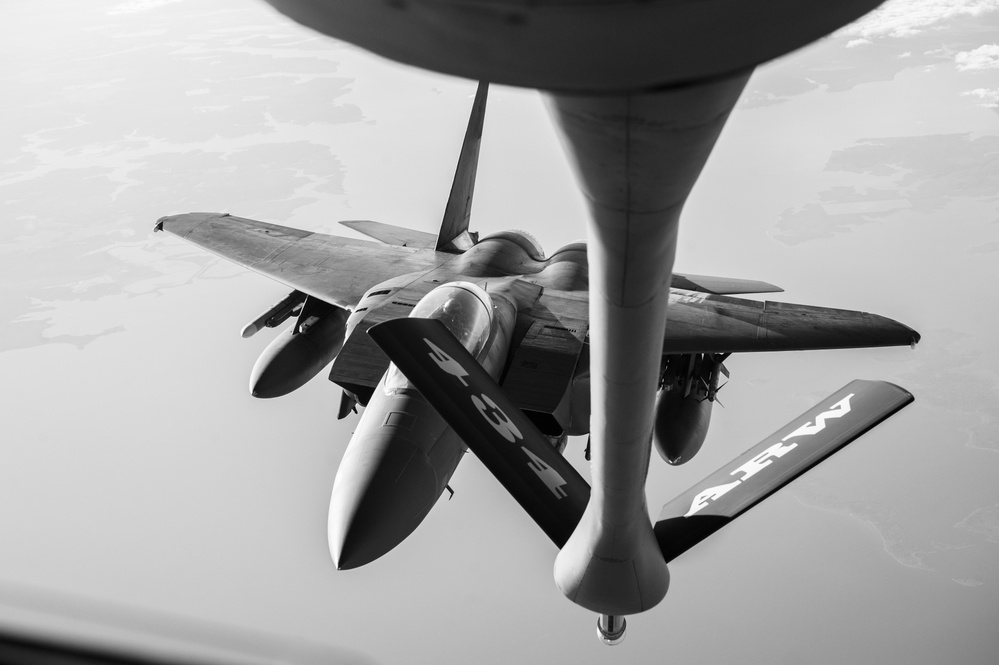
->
327;235;590;568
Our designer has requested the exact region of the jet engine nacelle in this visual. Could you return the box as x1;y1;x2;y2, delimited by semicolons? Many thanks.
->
250;298;349;398
653;389;712;465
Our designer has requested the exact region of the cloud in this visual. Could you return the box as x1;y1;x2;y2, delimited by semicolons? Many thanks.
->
106;0;183;15
771;203;875;244
955;44;999;70
962;88;999;107
969;241;999;254
772;134;999;243
839;0;999;40
956;504;999;544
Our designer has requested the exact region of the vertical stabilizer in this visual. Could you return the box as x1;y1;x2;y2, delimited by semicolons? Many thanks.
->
436;81;488;252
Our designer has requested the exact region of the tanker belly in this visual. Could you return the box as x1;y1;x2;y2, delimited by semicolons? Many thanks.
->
328;389;466;569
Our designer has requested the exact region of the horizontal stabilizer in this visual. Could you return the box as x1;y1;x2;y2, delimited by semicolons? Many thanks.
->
654;380;913;562
339;220;437;248
663;294;920;354
671;272;782;295
368;317;590;547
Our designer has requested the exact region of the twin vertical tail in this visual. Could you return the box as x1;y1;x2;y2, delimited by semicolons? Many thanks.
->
337;82;489;253
436;82;488;253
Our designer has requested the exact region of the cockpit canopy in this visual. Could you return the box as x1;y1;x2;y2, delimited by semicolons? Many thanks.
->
383;282;494;393
411;282;494;358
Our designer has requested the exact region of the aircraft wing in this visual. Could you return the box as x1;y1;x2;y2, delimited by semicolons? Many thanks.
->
154;213;448;310
663;291;920;354
654;379;914;562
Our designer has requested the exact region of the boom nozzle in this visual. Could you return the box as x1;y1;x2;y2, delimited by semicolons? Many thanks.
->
597;614;626;646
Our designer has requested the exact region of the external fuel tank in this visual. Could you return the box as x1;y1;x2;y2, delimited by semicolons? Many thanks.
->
652;389;713;465
250;298;349;398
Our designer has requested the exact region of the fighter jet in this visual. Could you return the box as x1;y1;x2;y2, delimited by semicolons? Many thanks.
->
155;82;918;643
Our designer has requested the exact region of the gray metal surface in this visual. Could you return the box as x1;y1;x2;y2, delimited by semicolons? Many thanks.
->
261;0;883;92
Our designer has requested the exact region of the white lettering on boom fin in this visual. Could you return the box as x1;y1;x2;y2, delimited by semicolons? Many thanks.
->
684;393;854;517
522;447;568;499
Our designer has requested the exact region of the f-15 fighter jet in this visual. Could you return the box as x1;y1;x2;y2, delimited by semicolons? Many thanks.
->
156;81;916;643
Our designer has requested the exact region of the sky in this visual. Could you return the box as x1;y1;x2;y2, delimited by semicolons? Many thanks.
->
0;0;997;663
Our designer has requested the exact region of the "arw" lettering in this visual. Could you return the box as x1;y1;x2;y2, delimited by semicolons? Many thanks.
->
684;394;854;517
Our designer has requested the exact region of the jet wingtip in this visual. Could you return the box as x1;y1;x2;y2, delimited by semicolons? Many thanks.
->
859;312;921;350
152;212;218;237
888;318;920;349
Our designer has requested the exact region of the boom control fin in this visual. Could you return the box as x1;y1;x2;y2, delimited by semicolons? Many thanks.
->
368;317;590;547
654;379;913;562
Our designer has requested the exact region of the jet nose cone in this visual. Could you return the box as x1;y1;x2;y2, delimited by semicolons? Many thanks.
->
328;433;439;570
